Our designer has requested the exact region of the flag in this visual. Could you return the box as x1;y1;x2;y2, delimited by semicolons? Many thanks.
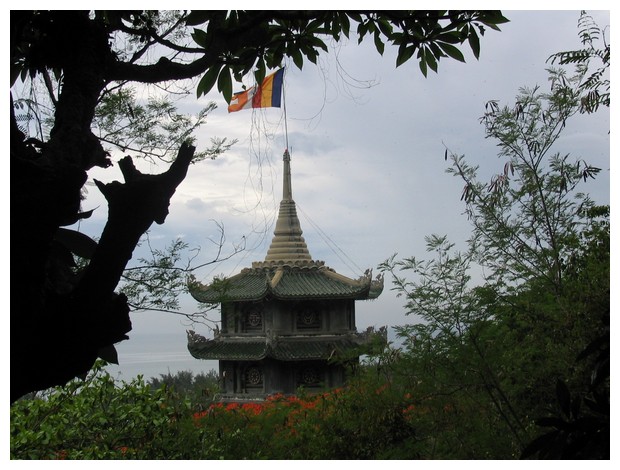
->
228;68;284;113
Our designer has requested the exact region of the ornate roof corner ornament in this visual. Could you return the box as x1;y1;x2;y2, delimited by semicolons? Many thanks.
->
369;272;385;298
187;329;208;345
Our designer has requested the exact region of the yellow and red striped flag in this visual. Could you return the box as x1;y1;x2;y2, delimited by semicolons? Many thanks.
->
228;68;284;113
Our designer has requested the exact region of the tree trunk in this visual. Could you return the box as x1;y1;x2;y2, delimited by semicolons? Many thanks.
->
10;10;197;401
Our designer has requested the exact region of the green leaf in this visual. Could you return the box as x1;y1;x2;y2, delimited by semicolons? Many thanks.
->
436;32;462;44
60;207;97;227
191;28;209;48
306;18;324;33
357;20;368;43
307;35;328;52
438;42;466;62
184;11;212;27
339;12;351;38
20;67;29;83
196;65;221;98
468;29;481;60
425;46;438;73
291;48;304;70
265;43;285;69
376;18;393;37
374;31;385;56
254;59;266;85
305;49;318;64
217;66;233;103
396;44;415;68
429;42;443;60
419;55;428;77
479;12;511;31
347;12;362;23
330;15;342;40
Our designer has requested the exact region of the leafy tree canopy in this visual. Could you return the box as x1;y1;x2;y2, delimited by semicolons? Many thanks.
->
379;43;609;457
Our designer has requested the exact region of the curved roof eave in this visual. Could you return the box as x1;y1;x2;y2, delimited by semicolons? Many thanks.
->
187;334;372;361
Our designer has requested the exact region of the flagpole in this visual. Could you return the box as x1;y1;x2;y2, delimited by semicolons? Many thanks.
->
282;68;290;154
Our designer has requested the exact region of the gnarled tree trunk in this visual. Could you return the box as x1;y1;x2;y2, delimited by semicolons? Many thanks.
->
10;11;196;401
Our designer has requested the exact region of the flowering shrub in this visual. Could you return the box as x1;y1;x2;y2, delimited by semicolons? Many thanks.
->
190;382;418;459
11;363;420;459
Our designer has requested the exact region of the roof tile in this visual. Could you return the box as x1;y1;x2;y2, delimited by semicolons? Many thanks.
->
189;266;382;303
187;335;365;361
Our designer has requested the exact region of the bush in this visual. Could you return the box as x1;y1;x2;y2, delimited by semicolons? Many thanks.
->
11;362;422;459
10;361;200;459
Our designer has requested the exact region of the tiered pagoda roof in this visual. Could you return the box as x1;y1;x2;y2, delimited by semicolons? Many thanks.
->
190;262;383;303
187;150;384;363
187;330;379;362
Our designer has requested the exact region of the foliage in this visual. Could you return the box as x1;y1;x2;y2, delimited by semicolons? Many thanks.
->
381;237;528;458
92;89;236;163
10;362;200;459
147;369;220;409
11;363;420;460
379;60;608;457
10;345;607;459
12;82;233;165
520;205;610;459
119;238;192;313
18;351;604;460
117;224;246;324
186;11;509;100
521;333;609;459
458;76;600;293
191;374;419;459
548;11;609;114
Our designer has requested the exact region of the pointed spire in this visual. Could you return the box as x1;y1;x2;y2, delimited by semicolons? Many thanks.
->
283;148;293;201
264;150;313;263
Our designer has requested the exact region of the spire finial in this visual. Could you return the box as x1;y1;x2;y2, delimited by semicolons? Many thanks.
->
263;148;312;263
283;148;292;201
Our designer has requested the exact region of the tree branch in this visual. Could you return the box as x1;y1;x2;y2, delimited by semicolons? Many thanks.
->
77;143;196;305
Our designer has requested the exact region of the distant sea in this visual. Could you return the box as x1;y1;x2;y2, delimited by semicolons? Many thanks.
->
104;331;218;383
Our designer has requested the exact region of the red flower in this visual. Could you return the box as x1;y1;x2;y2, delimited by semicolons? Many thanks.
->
241;403;264;415
225;402;240;411
193;410;208;421
267;393;285;402
301;399;317;410
403;404;416;414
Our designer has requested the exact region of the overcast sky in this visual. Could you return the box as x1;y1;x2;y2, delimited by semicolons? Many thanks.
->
71;9;612;380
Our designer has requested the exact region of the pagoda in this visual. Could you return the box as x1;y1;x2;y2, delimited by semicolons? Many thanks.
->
187;150;383;401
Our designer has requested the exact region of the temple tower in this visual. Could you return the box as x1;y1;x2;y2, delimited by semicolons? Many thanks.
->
187;150;383;401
